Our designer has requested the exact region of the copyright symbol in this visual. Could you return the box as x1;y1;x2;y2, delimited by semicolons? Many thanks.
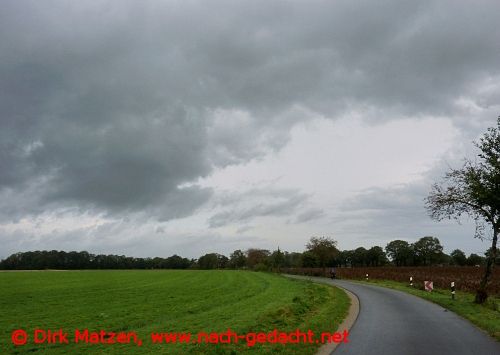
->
11;329;28;345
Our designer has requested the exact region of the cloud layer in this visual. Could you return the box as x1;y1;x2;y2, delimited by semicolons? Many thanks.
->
1;0;499;257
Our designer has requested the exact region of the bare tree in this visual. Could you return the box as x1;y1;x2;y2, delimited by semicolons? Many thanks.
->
426;117;499;303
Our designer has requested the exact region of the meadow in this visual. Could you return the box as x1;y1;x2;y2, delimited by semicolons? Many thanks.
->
0;270;349;354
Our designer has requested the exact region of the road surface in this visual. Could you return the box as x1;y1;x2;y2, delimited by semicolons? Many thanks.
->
295;277;500;355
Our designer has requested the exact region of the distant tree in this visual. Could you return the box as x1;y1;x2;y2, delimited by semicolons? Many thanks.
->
385;240;413;266
198;253;219;269
228;249;247;269
412;236;444;266
270;248;285;271
284;252;302;268
450;249;467;266
301;251;319;267
366;246;388;266
164;255;191;269
188;258;198;269
351;247;368;267
426;117;500;303
341;249;353;267
466;253;485;267
217;254;229;269
441;253;452;265
151;257;163;269
0;250;191;270
305;236;339;270
337;250;353;267
245;249;270;269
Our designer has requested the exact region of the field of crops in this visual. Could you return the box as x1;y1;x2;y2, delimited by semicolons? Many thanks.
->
0;270;349;354
282;266;500;295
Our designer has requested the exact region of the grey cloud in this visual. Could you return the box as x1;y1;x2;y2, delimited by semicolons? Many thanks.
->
0;105;213;221
293;208;325;224
341;183;429;226
236;225;254;234
335;165;486;253
208;188;308;228
1;0;499;222
212;187;305;206
339;145;486;221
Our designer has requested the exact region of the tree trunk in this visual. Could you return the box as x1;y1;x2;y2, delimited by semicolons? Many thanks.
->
475;225;498;304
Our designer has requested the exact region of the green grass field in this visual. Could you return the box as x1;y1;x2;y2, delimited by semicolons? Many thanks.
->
0;270;349;354
354;279;500;341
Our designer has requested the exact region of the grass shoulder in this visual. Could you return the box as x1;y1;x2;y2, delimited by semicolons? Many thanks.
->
352;278;499;341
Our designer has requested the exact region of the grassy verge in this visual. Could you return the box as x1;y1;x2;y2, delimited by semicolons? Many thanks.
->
0;270;349;354
353;279;499;341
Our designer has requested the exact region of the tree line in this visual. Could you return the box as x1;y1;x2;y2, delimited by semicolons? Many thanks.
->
1;236;496;271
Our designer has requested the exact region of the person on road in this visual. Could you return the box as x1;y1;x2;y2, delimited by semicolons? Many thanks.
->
330;267;336;279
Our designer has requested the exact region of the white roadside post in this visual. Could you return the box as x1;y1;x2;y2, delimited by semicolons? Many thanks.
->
366;273;369;281
451;281;455;300
410;276;413;287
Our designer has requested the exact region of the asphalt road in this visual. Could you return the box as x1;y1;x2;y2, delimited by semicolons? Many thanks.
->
309;278;499;355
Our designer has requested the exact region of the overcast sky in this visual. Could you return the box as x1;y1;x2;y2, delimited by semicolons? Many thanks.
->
1;0;499;259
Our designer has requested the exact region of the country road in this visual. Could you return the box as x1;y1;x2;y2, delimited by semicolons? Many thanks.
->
288;276;500;355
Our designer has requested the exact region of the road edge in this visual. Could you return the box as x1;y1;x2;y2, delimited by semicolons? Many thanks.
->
282;275;360;355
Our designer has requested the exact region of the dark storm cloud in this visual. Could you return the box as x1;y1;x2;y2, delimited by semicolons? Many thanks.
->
1;0;499;221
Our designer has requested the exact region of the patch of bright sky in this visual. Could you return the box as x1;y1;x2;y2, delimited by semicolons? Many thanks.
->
198;115;459;208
